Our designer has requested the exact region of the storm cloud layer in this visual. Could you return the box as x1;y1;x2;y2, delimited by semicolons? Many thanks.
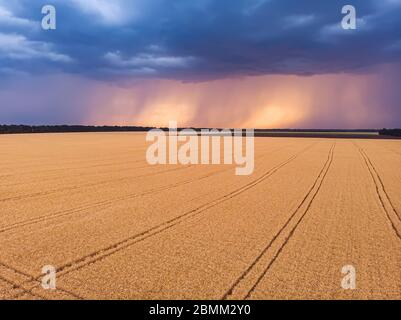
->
0;0;401;128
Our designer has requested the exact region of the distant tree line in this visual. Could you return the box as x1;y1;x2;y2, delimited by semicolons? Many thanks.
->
0;125;383;135
379;128;401;137
0;125;154;134
253;129;378;132
1;125;399;137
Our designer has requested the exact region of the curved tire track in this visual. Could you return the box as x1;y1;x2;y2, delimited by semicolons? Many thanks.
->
0;144;295;235
0;263;44;300
354;142;401;240
0;260;82;300
52;142;316;278
1;158;147;188
11;142;317;298
222;143;335;300
0;164;194;203
0;166;226;235
0;147;147;178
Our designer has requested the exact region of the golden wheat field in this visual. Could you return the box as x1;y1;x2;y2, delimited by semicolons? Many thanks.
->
1;132;401;300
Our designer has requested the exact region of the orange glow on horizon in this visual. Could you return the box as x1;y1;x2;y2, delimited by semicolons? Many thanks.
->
84;71;388;129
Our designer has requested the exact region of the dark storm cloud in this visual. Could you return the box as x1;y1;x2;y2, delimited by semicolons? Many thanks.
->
1;0;401;81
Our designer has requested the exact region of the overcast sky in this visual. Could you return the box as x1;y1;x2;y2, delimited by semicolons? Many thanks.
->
1;0;401;128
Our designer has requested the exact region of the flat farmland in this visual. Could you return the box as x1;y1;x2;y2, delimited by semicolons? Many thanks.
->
1;133;401;300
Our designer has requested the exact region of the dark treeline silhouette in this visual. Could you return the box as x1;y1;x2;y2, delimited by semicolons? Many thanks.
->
0;125;154;134
0;124;380;134
1;125;400;139
253;129;378;132
379;128;401;137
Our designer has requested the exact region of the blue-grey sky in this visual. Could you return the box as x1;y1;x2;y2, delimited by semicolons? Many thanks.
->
1;0;401;128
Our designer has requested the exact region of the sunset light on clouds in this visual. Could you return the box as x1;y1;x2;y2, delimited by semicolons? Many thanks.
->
2;66;399;129
79;65;401;129
1;0;401;128
2;1;401;304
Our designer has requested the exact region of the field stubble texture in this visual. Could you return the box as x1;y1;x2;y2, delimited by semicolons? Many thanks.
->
0;133;400;299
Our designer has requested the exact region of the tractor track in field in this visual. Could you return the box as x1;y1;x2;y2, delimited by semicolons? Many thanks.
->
0;273;44;300
222;143;335;300
354;142;401;240
10;142;317;299
0;166;226;235
0;148;147;177
0;164;194;203
1;159;148;188
0;260;82;300
0;144;295;235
